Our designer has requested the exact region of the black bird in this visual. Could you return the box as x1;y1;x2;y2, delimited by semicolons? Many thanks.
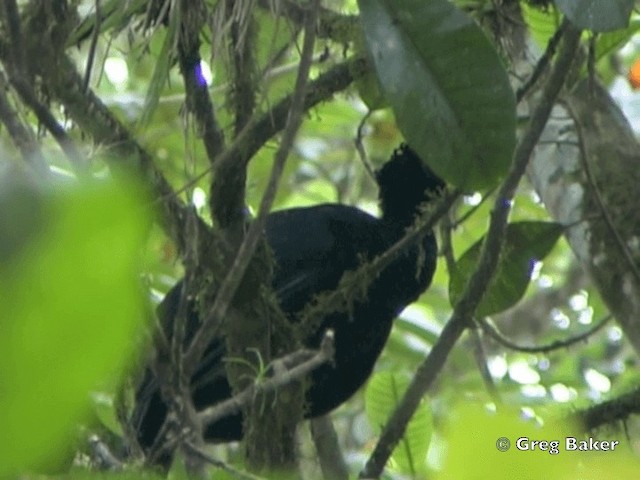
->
134;144;444;450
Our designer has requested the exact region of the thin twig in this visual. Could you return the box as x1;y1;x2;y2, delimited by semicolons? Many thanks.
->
480;315;612;353
444;210;496;403
360;21;582;479
516;20;566;102
83;0;101;92
587;33;597;95
439;213;457;274
470;327;501;403
183;442;269;480
354;111;376;181
452;187;496;228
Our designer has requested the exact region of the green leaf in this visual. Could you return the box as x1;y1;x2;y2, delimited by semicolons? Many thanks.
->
395;317;440;346
365;371;432;476
449;221;563;316
555;0;633;32
358;0;516;191
385;332;428;365
91;392;123;436
595;19;640;61
521;2;562;50
441;402;640;479
0;180;147;476
355;71;389;111
440;404;574;480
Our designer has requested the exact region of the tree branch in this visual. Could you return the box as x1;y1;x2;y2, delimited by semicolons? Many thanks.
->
359;21;582;479
206;56;368;228
207;49;364;227
198;330;334;427
183;442;269;480
7;73;89;176
0;3;201;252
206;0;258;228
574;387;640;432
0;73;47;175
310;416;349;480
1;0;26;73
32;53;199;251
177;0;226;164
185;0;322;372
480;314;612;354
227;0;257;134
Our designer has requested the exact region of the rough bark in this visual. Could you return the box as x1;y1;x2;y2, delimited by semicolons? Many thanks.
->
528;79;640;354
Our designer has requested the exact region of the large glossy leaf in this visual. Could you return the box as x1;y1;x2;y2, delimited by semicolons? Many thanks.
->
365;371;432;476
358;0;516;191
0;180;147;476
449;221;563;317
555;0;633;32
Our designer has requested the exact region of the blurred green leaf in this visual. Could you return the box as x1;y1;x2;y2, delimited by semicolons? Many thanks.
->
365;371;432;476
91;392;123;436
356;71;389;111
384;332;428;366
440;403;640;480
395;317;439;346
449;221;563;316
521;3;562;50
0;180;147;476
439;404;569;480
358;0;516;190
595;19;640;61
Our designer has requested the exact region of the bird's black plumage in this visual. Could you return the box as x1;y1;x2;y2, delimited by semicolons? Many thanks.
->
134;144;444;450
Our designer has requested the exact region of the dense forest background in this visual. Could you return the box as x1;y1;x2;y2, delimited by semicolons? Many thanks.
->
1;0;640;479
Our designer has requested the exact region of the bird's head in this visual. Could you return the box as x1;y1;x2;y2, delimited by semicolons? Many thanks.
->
376;144;445;225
